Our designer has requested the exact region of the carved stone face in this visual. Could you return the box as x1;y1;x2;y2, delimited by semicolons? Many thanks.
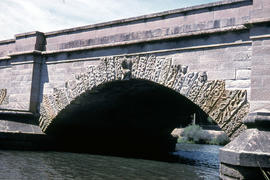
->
181;66;188;74
121;60;132;70
198;72;207;83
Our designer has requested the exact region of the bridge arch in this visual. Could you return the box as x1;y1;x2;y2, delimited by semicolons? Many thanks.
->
39;55;249;139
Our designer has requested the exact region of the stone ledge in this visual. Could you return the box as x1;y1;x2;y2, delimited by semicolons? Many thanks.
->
42;25;249;55
244;111;270;129
15;31;44;40
245;17;270;26
9;50;42;57
0;39;15;45
220;128;270;168
10;60;36;66
0;56;11;61
43;41;252;65
220;148;270;167
250;34;270;40
0;110;34;116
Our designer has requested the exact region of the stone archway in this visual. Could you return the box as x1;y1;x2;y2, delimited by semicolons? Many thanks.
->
39;55;249;139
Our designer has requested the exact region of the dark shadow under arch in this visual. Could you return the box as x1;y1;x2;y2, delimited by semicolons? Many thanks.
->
45;79;211;160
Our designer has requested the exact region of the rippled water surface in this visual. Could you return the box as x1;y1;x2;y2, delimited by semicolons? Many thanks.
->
0;144;221;180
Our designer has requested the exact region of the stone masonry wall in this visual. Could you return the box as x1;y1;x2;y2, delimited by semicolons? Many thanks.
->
0;0;253;58
0;0;268;132
250;23;270;111
0;53;42;112
39;55;249;139
171;43;252;99
0;59;32;110
43;0;252;52
40;37;252;103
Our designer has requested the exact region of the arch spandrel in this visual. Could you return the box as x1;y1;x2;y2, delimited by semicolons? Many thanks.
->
39;55;249;139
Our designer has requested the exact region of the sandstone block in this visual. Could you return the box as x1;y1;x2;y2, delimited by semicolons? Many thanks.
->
225;79;251;89
263;39;270;46
251;77;263;87
207;70;235;80
250;101;270;112
252;65;270;76
251;89;270;101
236;69;251;80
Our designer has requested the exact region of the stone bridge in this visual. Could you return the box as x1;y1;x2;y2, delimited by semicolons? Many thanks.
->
38;55;249;139
0;0;269;178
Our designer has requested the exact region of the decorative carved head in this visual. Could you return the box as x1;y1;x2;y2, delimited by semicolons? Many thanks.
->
198;71;207;83
121;60;132;70
181;66;188;74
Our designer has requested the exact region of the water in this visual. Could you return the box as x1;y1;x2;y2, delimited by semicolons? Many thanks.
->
174;143;221;169
0;144;221;180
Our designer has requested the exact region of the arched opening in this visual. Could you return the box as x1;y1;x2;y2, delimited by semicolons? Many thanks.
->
40;55;249;143
45;79;211;160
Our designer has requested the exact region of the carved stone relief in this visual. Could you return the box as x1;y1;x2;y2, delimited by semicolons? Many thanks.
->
0;89;8;105
39;55;249;139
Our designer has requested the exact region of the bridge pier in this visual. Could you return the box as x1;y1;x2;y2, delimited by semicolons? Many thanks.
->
220;110;270;179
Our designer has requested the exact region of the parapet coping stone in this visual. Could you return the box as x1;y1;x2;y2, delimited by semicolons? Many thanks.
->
0;109;34;116
0;39;15;45
0;0;249;45
44;0;249;37
15;31;44;39
0;31;44;45
8;50;42;57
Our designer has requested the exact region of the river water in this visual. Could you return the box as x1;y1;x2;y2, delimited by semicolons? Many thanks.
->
0;144;221;180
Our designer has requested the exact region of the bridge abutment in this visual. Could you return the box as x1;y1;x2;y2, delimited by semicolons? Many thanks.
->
220;111;270;179
220;21;270;179
0;31;45;113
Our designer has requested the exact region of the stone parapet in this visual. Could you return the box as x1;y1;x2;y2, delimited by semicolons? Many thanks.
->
0;0;253;57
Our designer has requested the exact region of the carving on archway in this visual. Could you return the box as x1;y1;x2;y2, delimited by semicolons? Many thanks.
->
39;55;249;139
0;89;8;105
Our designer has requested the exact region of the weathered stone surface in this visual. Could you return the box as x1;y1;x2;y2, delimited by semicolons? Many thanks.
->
220;163;265;180
144;55;156;81
39;55;249;138
157;58;172;85
225;79;251;89
236;69;251;80
220;110;270;179
172;66;188;93
0;89;7;105
222;103;249;137
1;2;270;178
179;72;198;96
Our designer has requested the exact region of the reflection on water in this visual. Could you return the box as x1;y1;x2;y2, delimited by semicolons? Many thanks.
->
0;144;221;180
175;143;221;169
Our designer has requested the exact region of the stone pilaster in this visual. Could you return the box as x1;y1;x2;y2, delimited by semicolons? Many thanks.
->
0;32;45;113
219;19;270;180
249;20;270;112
